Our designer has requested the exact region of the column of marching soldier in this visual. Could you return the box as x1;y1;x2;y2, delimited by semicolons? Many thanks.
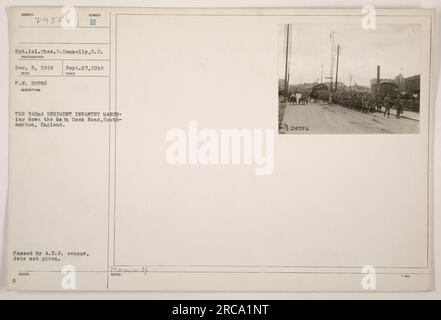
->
280;91;407;119
324;92;405;119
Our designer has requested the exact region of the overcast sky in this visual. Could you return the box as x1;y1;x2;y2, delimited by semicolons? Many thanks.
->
278;23;421;87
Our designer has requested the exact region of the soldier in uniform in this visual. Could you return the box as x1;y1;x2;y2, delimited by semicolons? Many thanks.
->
369;95;376;113
376;96;382;112
352;94;360;111
361;94;369;113
395;95;403;119
383;94;392;118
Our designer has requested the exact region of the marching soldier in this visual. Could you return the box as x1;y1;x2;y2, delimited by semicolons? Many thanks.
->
395;95;403;119
383;94;392;118
369;95;376;112
376;96;382;112
362;94;369;113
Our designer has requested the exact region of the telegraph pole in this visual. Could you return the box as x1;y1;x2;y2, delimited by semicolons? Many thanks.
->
376;65;381;97
284;24;290;101
349;74;352;91
334;44;340;92
320;64;323;83
329;31;336;103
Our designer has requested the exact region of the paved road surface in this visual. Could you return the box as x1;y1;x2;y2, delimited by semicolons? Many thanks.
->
281;102;419;134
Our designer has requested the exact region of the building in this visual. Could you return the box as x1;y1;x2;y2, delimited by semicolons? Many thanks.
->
370;78;394;88
370;74;420;94
352;83;370;92
405;75;420;93
394;74;406;90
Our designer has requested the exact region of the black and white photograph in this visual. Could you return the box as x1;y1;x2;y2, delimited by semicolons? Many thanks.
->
278;23;421;134
1;5;437;298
